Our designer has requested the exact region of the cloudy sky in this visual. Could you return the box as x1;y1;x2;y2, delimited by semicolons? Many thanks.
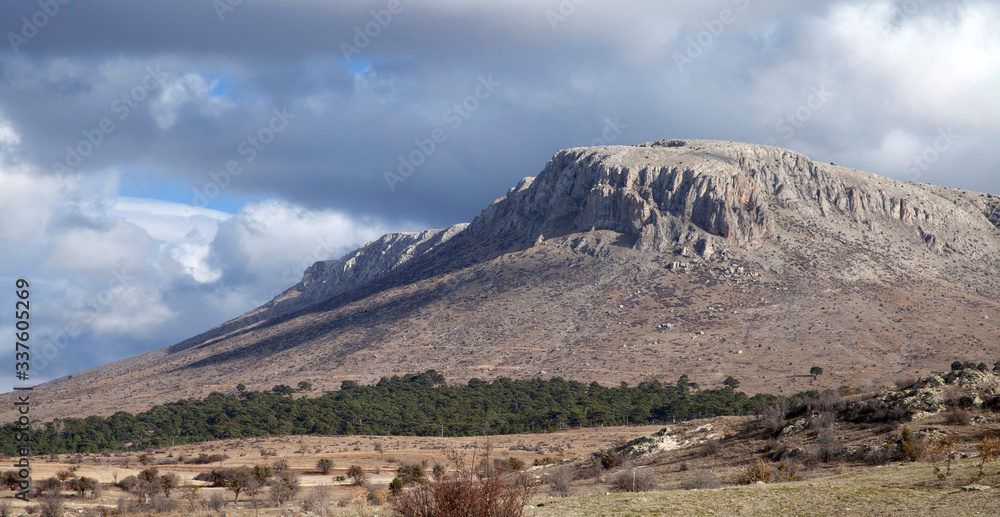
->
1;0;997;390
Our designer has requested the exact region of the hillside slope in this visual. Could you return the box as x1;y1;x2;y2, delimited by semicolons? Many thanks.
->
8;139;1000;421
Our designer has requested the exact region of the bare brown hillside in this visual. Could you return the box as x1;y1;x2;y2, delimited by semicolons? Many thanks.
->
5;139;1000;421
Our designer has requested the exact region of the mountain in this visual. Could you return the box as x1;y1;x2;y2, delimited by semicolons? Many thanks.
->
10;139;1000;421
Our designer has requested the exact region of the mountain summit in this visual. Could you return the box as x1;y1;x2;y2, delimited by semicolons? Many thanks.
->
14;140;1000;420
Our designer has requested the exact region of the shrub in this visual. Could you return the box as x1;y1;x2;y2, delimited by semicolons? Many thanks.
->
33;477;61;497
547;469;571;497
186;453;227;465
974;435;1000;482
861;445;891;466
272;459;289;472
270;472;299;506
927;436;958;484
204;491;226;511
346;465;366;486
146;496;178;514
598;451;625;470
495;457;525;472
703;438;721;456
316;458;334;475
38;496;62;517
682;470;720;490
739;458;800;484
391;467;536;517
69;476;98;498
815;429;844;463
611;469;654;492
740;459;773;484
758;405;786;436
946;409;972;426
841;398;912;425
116;475;138;492
396;463;425;486
895;426;925;462
300;486;330;516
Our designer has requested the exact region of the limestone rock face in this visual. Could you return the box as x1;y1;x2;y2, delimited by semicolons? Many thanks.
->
270;223;468;310
282;139;1000;310
462;140;1000;261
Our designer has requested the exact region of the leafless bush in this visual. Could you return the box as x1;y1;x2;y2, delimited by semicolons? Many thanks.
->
946;409;972;426
146;495;178;514
815;429;844;463
116;496;137;515
270;472;300;506
204;491;227;511
813;390;842;414
611;469;654;492
573;460;602;482
186;453;228;465
859;445;891;466
758;405;786;436
300;486;330;517
391;468;536;517
682;470;720;490
703;438;721;456
547;469;571;497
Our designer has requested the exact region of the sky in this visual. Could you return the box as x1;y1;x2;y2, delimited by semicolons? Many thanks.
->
0;0;997;390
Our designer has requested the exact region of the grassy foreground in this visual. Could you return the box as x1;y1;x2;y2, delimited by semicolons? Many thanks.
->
530;461;1000;517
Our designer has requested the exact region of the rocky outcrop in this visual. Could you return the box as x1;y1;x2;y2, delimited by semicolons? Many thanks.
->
270;224;468;310
280;139;1000;312
461;140;1000;259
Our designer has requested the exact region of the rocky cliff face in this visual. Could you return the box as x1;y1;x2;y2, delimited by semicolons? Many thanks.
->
287;139;1000;302
467;139;1000;259
267;224;468;312
11;139;1000;421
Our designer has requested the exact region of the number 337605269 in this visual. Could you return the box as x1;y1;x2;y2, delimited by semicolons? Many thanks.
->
15;278;29;371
